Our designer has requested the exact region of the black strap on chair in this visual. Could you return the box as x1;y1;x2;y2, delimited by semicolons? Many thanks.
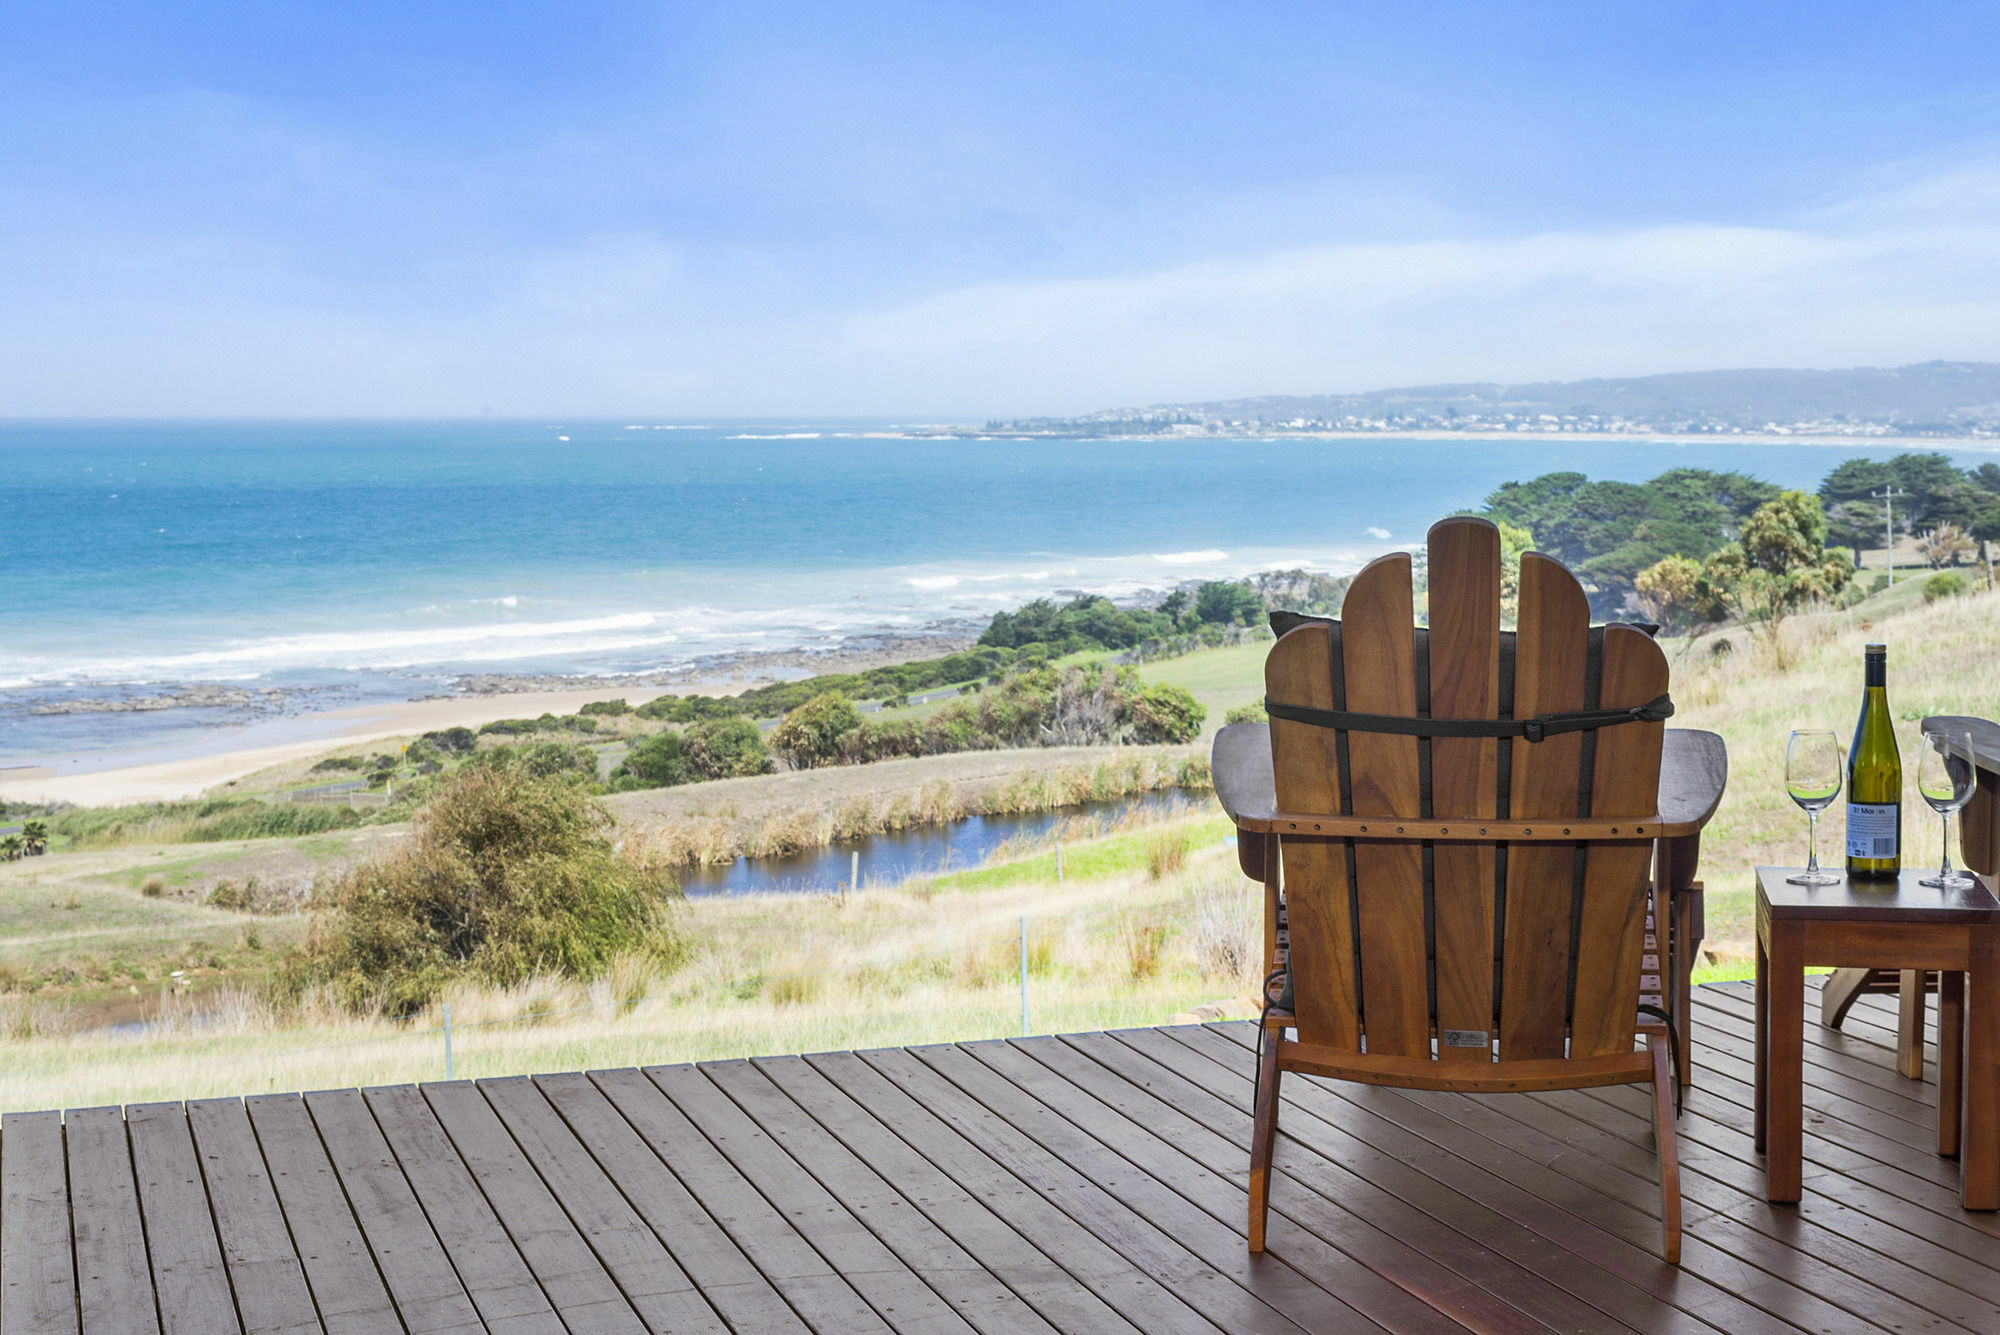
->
1263;693;1673;743
1637;1002;1685;1118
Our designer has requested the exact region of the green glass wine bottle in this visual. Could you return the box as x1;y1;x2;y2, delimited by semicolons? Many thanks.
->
1846;643;1902;879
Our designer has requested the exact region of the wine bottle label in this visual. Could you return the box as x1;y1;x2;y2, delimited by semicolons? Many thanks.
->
1846;803;1898;858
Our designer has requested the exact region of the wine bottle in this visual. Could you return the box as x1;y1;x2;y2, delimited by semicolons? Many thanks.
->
1846;643;1902;878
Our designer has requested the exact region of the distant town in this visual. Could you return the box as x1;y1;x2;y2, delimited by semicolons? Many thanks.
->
961;360;2000;441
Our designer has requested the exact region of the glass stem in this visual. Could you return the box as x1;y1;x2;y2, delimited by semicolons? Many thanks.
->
1942;811;1955;882
1806;809;1819;874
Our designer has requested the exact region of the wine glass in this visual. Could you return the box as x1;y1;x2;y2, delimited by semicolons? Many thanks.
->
1918;729;1978;889
1785;730;1843;885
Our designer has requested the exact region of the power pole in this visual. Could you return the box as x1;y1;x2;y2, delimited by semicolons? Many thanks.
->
1873;486;1906;586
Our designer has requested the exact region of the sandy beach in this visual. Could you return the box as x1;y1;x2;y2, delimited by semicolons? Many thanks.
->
0;686;675;807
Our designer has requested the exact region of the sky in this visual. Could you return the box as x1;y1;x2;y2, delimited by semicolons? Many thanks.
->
5;1;2000;418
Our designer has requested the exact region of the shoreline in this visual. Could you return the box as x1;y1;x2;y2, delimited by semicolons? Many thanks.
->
0;629;982;808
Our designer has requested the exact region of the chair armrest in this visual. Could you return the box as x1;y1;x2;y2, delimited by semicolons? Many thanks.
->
1658;729;1726;835
1213;723;1277;826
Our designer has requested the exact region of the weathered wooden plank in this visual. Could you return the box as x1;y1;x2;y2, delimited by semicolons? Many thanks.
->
858;1045;1324;1335
1265;622;1358;1047
697;1059;1051;1335
1569;626;1667;1057
750;1053;1142;1335
966;1037;1527;1333
1086;1029;1721;1334
3;1110;79;1335
244;1094;399;1335
535;1071;805;1334
1426;518;1502;1064
801;1050;1224;1335
476;1075;727;1335
65;1106;160;1335
361;1085;563;1335
588;1066;885;1331
125;1102;238;1335
1339;553;1430;1058
302;1088;481;1335
184;1099;319;1335
414;1081;645;1335
646;1062;976;1333
1500;553;1590;1060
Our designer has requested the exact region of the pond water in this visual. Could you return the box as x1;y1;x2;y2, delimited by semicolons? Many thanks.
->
678;790;1207;896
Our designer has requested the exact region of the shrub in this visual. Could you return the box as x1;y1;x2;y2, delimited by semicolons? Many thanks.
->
139;875;166;897
770;693;862;769
684;717;774;779
1926;571;1968;603
1129;682;1206;744
609;731;694;788
421;726;478;755
499;741;599;783
278;766;677;1015
1224;701;1268;726
308;755;369;773
1145;826;1191;879
579;698;633;716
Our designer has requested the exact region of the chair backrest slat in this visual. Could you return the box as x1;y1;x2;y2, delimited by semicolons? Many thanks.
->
1569;626;1669;1055
1426;520;1502;1062
1266;621;1360;1047
1339;554;1429;1058
1499;552;1592;1059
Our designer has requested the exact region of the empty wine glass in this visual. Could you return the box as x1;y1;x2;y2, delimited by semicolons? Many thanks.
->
1918;728;1978;890
1785;730;1843;885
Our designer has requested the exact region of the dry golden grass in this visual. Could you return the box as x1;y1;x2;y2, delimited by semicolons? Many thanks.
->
0;835;1250;1111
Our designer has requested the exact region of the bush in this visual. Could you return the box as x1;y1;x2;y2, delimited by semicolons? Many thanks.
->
610;731;695;789
1926;571;1968;603
1224;701;1268;726
499;741;599;782
278;766;677;1015
684;717;774;779
308;755;369;773
579;698;632;716
1129;683;1206;744
770;693;862;769
421;726;478;755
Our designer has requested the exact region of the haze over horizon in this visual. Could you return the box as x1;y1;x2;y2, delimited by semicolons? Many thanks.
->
8;2;2000;419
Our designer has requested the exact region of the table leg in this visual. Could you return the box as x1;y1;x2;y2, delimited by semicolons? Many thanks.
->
1900;970;1928;1080
1965;937;2000;1210
1940;970;1964;1159
1767;928;1804;1202
1755;930;1769;1155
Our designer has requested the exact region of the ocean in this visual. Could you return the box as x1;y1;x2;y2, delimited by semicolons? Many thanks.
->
3;419;1988;769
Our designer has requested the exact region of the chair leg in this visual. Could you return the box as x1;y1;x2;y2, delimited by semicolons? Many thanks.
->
1651;1036;1682;1265
1248;1033;1282;1252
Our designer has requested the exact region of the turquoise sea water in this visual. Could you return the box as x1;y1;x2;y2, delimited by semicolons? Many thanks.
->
2;420;1989;766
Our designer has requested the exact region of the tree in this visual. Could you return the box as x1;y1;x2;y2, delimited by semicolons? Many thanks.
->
1917;524;1976;569
1633;555;1708;633
1192;581;1264;627
1157;589;1190;622
770;693;862;769
0;835;21;862
684;717;773;779
1495;519;1535;612
18;820;48;856
1701;490;1853;667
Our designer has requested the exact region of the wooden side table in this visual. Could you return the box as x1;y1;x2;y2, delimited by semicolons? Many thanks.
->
1755;866;2000;1207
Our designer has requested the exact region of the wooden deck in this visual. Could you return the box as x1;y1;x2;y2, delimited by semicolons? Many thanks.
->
6;979;1999;1333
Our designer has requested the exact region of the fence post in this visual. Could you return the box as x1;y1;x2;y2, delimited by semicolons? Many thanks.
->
1020;916;1029;1036
443;1002;454;1081
851;850;860;898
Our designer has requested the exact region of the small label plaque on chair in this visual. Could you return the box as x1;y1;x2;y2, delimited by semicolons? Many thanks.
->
1443;1029;1490;1048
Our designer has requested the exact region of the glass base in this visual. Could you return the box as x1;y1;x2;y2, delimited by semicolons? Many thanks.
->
1920;870;1976;889
1786;869;1842;885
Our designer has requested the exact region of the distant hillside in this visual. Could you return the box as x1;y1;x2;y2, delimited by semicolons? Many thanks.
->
986;361;2000;439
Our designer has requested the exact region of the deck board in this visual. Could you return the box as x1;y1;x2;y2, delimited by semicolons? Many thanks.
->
6;982;1999;1332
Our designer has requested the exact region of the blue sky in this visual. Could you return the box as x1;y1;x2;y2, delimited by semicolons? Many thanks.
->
5;2;2000;416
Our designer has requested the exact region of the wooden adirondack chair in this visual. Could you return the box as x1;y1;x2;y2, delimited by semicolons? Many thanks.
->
1223;517;1714;1264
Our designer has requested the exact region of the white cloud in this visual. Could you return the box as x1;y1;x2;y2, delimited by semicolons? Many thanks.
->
8;161;2000;415
1366;526;1392;540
